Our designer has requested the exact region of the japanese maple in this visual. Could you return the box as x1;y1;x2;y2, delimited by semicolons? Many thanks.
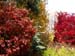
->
0;2;36;56
54;12;75;44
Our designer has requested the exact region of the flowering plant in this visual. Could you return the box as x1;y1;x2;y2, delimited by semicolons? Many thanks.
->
0;3;36;56
54;12;75;44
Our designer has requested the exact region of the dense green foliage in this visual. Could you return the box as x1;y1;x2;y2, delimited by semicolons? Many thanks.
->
43;46;75;56
16;0;41;14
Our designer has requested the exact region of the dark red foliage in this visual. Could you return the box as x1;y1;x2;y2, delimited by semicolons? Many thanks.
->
0;4;36;56
54;12;75;44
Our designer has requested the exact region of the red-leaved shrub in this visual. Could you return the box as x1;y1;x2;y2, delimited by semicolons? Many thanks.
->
54;12;75;44
0;3;36;56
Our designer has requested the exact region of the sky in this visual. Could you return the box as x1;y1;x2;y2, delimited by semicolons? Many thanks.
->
46;0;75;13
